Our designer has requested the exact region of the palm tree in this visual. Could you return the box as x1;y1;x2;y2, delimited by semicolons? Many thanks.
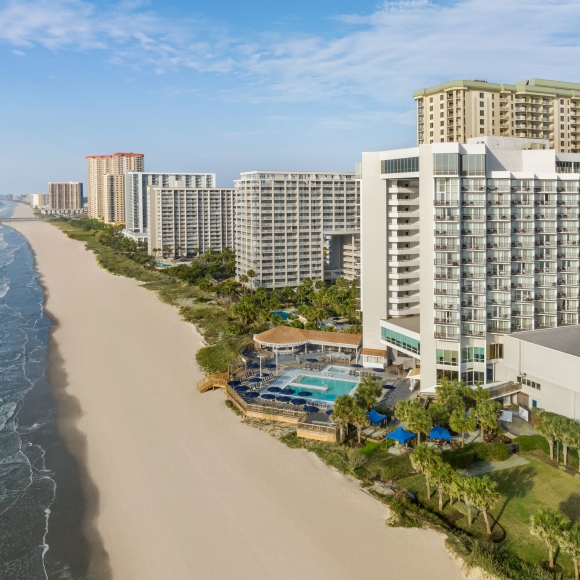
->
355;376;382;411
562;520;580;580
395;398;419;423
332;395;355;442
530;508;569;570
537;412;568;461
247;269;257;294
351;405;370;444
449;408;477;448
474;399;502;442
470;476;500;536
471;383;490;404
462;477;479;527
561;420;578;467
407;407;433;444
431;462;454;511
410;443;440;500
448;472;465;507
567;423;580;474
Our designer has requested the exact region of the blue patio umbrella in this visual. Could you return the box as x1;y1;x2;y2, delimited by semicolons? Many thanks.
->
372;367;384;373
351;363;363;368
267;386;282;393
306;358;318;363
261;393;276;400
248;377;262;383
247;363;260;369
281;387;296;395
383;384;396;390
228;380;242;386
297;391;313;397
386;426;416;445
291;398;307;406
429;424;452;441
276;395;292;403
265;363;277;369
245;392;260;399
326;409;334;415
234;385;249;392
367;408;387;425
303;405;320;413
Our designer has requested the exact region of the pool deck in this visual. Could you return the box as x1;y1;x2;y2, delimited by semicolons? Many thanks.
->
260;365;361;406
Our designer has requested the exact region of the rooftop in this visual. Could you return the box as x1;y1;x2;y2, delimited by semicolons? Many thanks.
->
254;326;362;348
509;325;580;358
414;78;580;99
384;316;420;334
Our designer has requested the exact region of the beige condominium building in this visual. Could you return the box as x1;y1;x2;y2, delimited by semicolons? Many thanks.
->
360;136;580;420
87;152;144;223
414;78;580;153
235;171;360;289
147;185;234;257
48;182;83;210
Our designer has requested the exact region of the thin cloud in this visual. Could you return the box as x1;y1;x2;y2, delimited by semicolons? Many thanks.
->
1;0;580;107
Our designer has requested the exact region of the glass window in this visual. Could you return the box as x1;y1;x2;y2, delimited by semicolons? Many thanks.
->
461;155;485;176
433;154;459;175
382;157;419;174
436;349;458;366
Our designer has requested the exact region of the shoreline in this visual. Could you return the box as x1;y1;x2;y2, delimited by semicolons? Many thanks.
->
8;207;466;580
6;204;111;578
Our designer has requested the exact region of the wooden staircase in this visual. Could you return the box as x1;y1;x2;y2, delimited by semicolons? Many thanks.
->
197;372;228;393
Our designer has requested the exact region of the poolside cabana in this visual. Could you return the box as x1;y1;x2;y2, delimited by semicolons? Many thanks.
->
253;327;362;364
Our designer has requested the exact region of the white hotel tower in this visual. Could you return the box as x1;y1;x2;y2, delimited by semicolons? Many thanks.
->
361;136;580;389
235;171;360;289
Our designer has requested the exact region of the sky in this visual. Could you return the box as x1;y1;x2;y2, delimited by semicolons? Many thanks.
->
2;0;580;192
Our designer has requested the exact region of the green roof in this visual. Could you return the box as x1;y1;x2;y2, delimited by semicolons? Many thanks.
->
413;78;580;99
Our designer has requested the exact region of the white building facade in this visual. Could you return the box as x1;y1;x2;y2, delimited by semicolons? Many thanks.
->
147;186;234;257
124;172;215;242
361;137;580;393
235;171;360;289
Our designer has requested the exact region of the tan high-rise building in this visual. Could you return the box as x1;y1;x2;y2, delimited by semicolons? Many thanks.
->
86;152;144;222
48;182;83;209
414;78;580;153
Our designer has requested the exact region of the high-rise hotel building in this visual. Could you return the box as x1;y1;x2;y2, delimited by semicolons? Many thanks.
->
124;172;216;243
235;171;360;289
48;182;83;210
361;136;580;389
147;184;235;257
87;152;144;223
414;78;580;153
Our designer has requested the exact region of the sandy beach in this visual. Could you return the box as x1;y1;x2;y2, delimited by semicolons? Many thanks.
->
8;205;465;580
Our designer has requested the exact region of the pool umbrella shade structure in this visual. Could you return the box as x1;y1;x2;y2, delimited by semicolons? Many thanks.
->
245;392;260;399
228;380;242;386
247;363;260;369
234;385;249;393
264;363;277;369
429;424;452;441
281;387;296;395
303;405;320;413
387;426;416;445
326;409;334;415
367;408;387;425
291;398;306;406
306;358;318;363
276;396;292;403
261;393;276;400
372;368;384;373
383;384;396;390
297;391;313;397
267;386;282;393
351;363;363;368
248;377;262;383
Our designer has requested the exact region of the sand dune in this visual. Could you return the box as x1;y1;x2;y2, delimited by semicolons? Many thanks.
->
9;207;465;580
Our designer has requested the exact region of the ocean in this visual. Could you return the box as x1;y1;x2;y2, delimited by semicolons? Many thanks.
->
0;202;91;579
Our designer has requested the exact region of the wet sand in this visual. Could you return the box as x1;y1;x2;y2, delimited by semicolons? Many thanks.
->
9;206;465;580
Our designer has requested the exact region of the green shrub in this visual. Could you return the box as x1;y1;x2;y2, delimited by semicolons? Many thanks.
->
379;453;413;480
442;442;487;469
487;441;509;461
513;435;550;455
280;431;302;449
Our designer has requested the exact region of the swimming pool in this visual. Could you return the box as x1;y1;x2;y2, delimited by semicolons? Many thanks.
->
289;375;358;402
271;310;290;320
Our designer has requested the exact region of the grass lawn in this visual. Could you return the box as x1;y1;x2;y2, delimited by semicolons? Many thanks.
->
397;455;579;576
